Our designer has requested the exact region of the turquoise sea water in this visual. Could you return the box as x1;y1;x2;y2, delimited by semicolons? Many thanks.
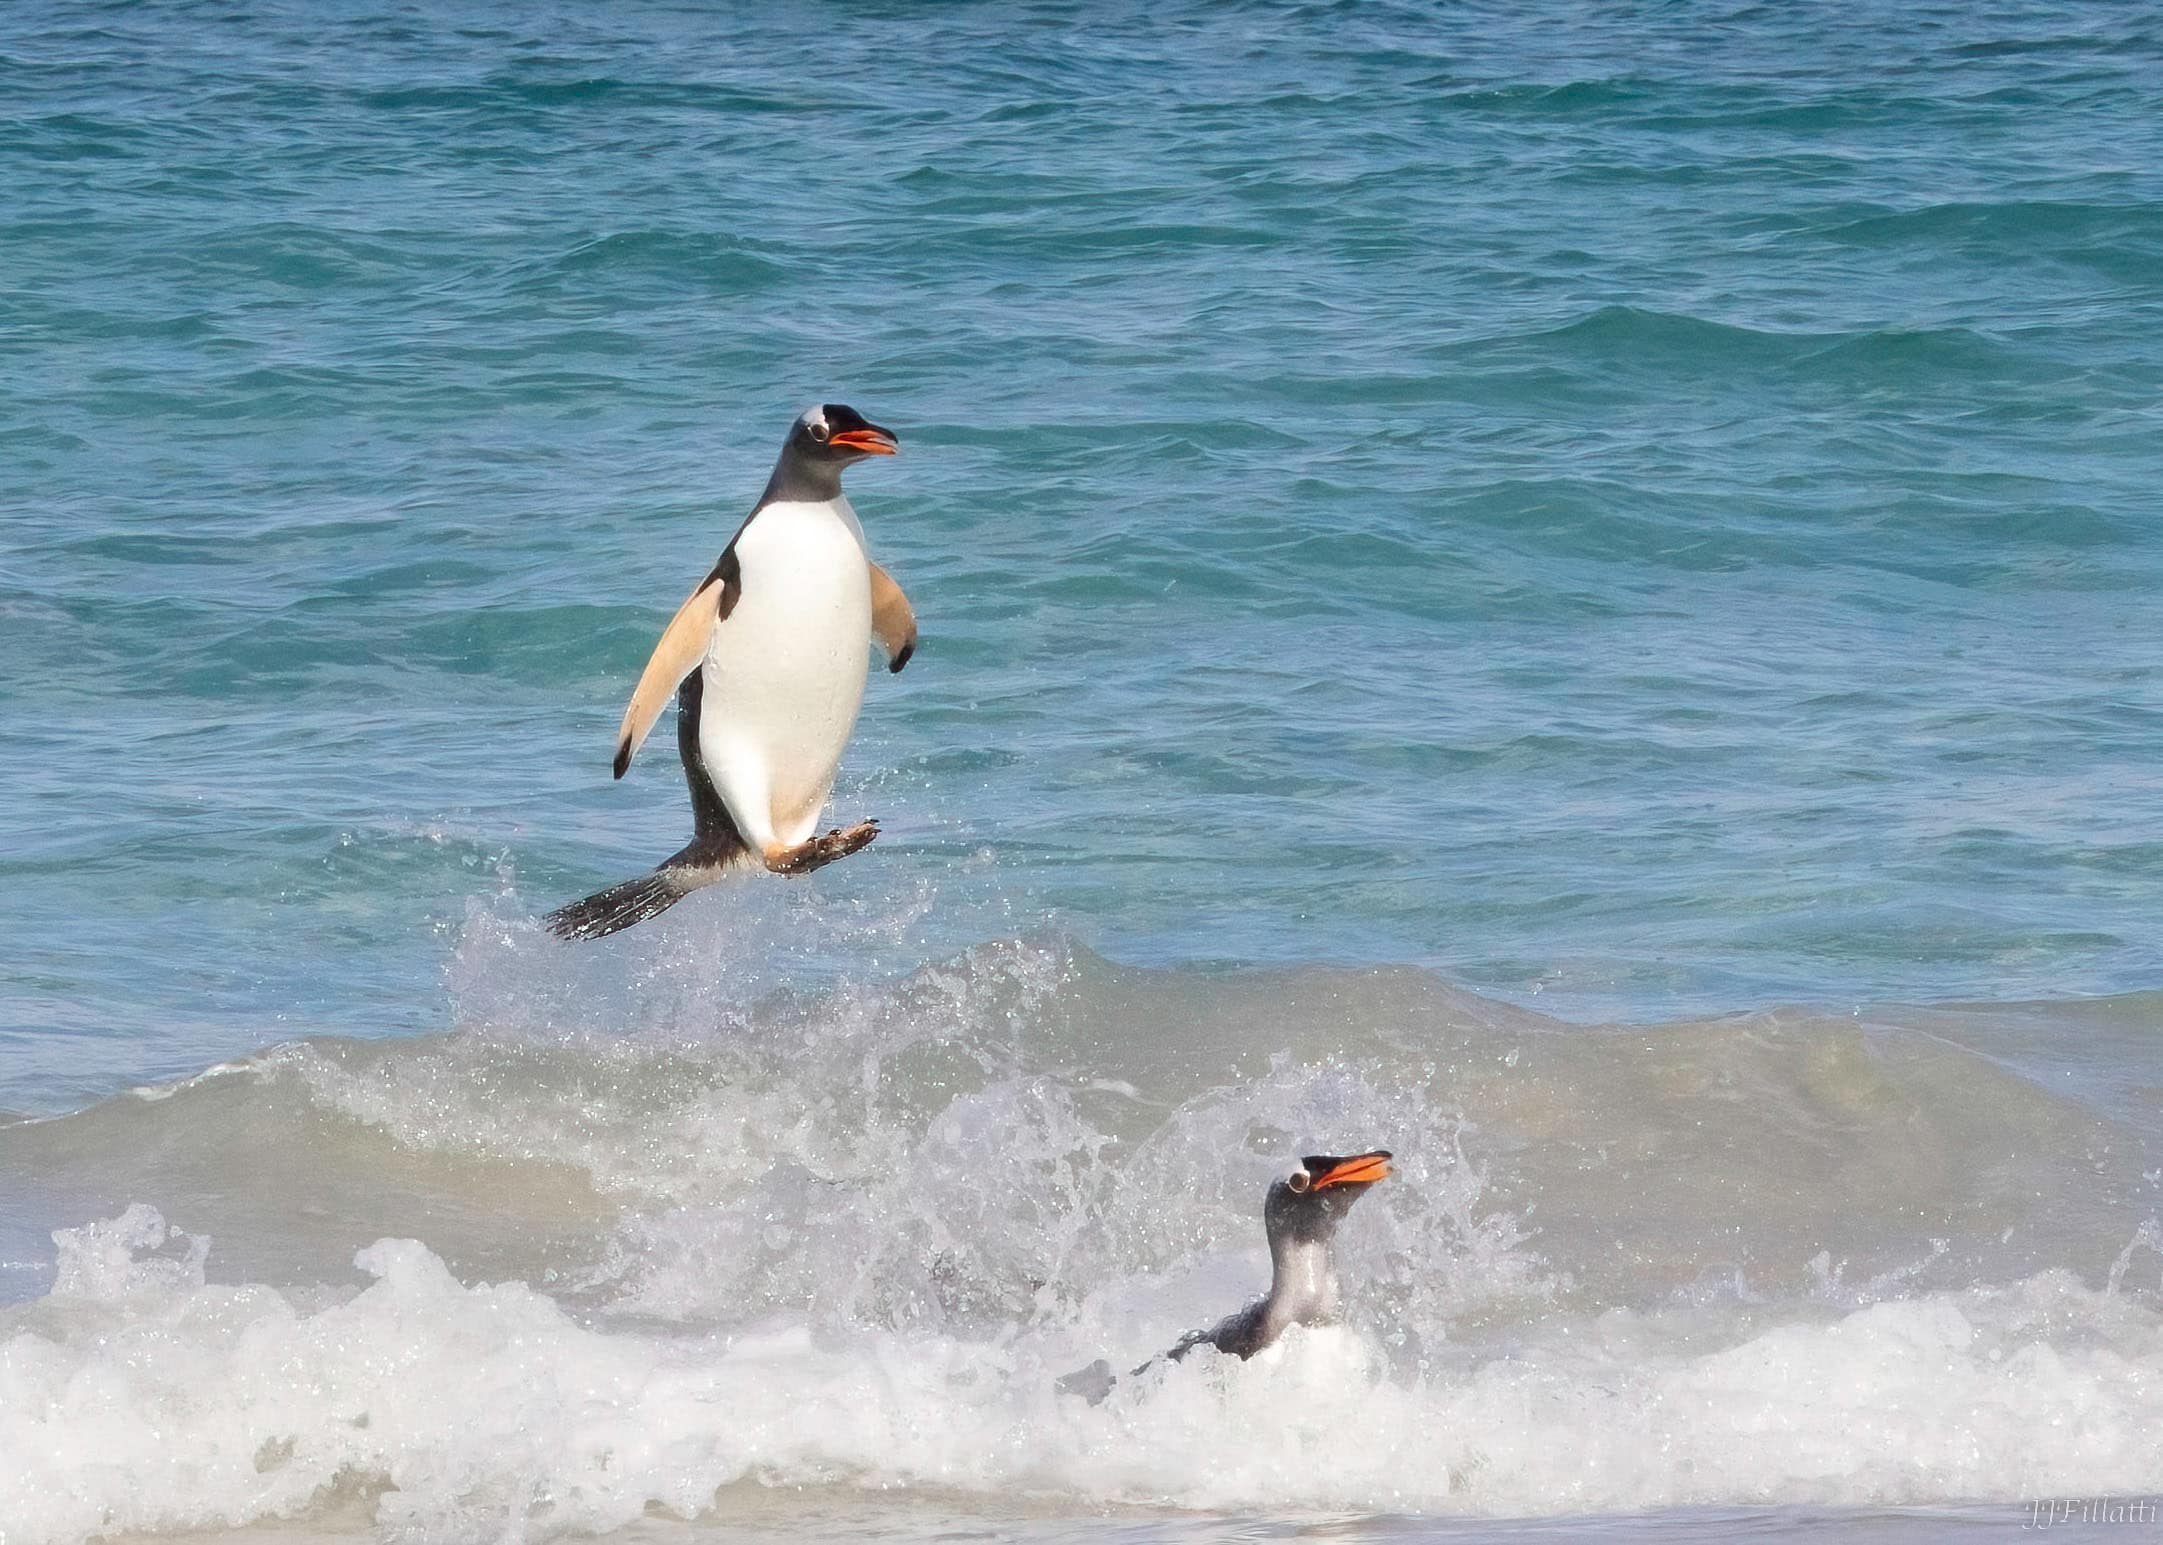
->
5;4;2163;1541
7;0;2161;1109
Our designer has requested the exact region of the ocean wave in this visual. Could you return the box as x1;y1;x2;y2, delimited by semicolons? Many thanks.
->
6;933;2156;1303
5;929;2160;1538
4;1204;2161;1542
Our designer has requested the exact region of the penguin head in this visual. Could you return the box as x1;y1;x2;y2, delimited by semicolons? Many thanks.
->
789;402;899;467
1263;1149;1392;1247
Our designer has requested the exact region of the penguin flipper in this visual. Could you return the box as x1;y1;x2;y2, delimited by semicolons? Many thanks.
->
1055;1359;1117;1405
869;561;916;673
613;551;741;778
1167;1302;1266;1362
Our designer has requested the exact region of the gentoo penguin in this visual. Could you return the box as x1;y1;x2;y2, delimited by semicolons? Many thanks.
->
545;403;915;940
1059;1149;1393;1402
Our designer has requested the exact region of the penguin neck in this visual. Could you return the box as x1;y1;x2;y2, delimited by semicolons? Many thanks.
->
758;454;844;508
1263;1228;1340;1331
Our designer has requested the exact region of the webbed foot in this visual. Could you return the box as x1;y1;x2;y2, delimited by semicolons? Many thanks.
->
766;819;880;875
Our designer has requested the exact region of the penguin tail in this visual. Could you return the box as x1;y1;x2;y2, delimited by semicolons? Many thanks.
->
543;868;691;941
546;832;747;943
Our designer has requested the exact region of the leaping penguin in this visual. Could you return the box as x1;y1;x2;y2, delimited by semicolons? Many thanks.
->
546;403;916;940
1059;1149;1393;1402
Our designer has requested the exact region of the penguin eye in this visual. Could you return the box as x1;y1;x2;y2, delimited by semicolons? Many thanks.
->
808;422;829;443
1287;1171;1311;1194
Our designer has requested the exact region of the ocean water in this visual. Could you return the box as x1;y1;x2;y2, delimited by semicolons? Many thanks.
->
5;0;2163;1540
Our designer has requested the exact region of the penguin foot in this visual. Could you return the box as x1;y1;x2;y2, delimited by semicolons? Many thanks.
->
767;820;880;876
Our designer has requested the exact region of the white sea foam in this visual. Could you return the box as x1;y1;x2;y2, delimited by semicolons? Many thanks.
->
5;1207;2163;1545
8;938;2163;1542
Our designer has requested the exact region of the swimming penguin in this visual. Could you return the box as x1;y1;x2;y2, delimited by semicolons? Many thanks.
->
545;404;915;940
1059;1149;1393;1402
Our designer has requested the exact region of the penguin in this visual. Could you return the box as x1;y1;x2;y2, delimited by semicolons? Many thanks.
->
1058;1149;1393;1403
545;403;915;940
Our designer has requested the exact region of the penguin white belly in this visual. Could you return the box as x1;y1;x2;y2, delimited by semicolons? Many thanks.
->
698;497;872;850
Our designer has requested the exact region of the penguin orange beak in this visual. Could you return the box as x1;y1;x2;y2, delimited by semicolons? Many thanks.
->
830;425;898;455
1310;1151;1393;1189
